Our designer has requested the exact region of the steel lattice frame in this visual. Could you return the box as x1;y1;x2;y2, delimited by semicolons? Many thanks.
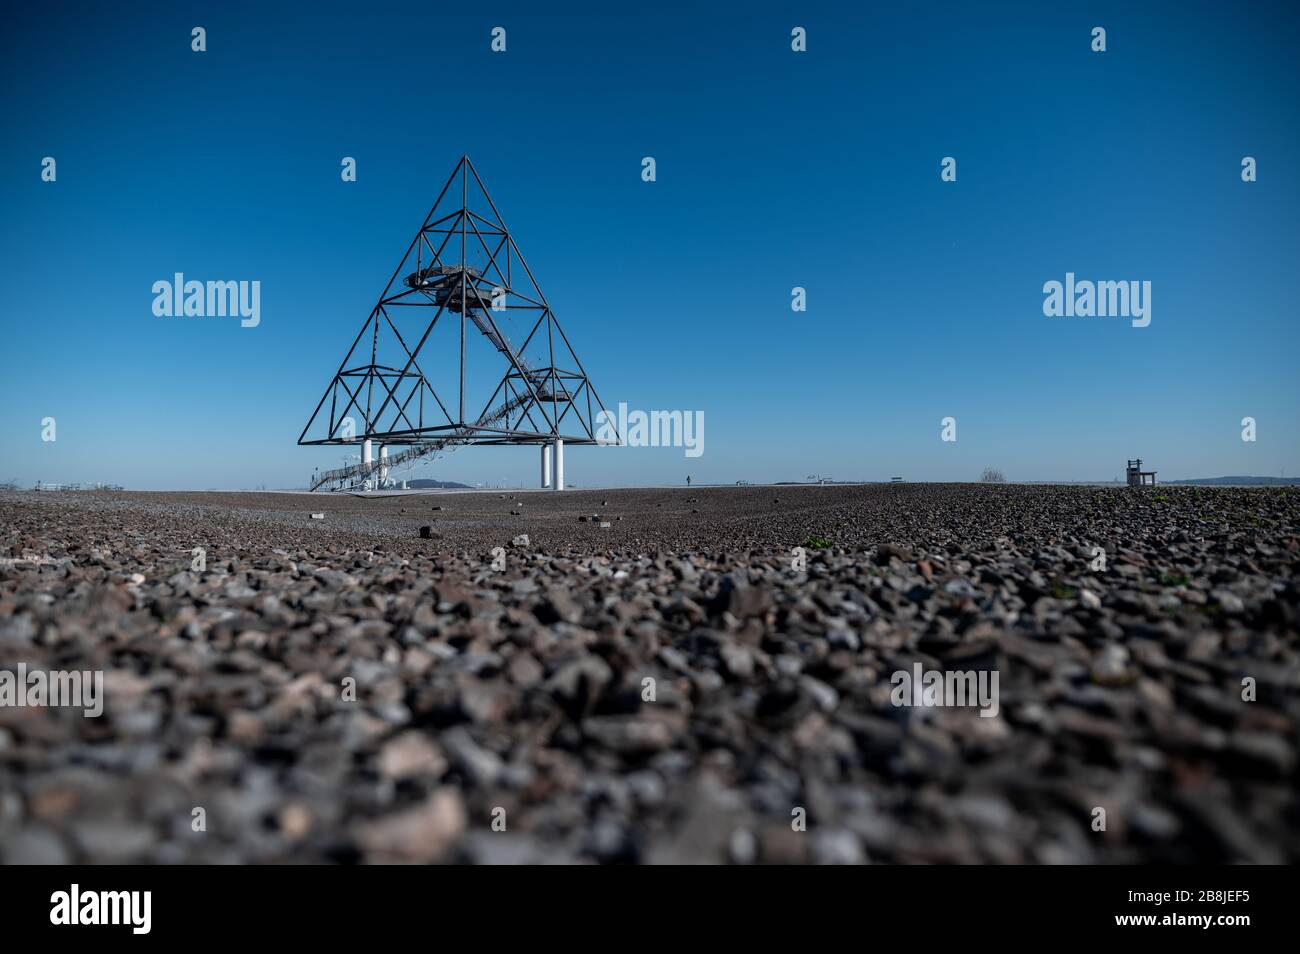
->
299;155;614;450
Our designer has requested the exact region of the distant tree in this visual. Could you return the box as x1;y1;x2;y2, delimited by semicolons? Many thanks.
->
981;467;1006;483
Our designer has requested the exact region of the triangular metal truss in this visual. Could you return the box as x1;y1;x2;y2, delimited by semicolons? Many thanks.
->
299;155;614;473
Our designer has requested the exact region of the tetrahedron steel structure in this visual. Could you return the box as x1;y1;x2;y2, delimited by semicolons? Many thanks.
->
300;155;614;490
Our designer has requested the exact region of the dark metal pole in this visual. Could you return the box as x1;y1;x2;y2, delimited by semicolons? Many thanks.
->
459;159;467;425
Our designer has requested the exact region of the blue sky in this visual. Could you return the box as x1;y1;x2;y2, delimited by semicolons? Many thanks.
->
2;1;1297;489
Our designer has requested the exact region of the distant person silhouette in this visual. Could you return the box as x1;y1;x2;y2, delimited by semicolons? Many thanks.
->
686;476;691;487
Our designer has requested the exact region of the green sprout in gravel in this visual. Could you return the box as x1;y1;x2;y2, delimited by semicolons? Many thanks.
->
803;535;832;551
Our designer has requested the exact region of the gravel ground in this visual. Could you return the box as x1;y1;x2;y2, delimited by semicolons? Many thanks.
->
1;483;1297;864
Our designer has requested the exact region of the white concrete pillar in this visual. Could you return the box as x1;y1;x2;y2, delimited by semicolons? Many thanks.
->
362;439;373;491
553;438;564;491
541;443;552;488
379;445;390;486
